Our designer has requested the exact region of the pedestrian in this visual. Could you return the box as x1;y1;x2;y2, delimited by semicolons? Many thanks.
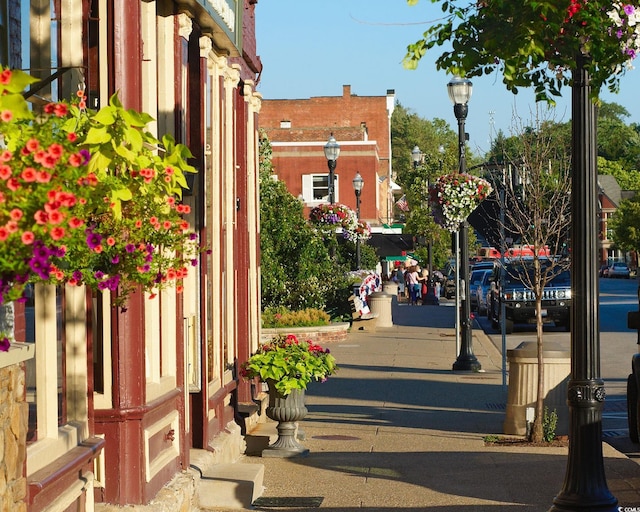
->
406;265;420;305
393;268;405;301
420;268;430;304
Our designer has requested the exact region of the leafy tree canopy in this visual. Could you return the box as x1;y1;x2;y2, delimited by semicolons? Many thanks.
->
403;0;640;103
610;195;640;252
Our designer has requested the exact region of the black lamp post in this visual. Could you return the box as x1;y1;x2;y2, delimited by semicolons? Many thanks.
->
324;135;340;204
549;52;617;512
352;172;364;270
448;77;480;372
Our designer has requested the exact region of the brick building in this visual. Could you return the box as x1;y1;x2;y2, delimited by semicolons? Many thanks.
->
259;85;401;229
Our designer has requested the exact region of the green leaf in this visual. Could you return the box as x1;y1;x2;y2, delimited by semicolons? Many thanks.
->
93;106;117;126
0;93;33;120
85;126;111;145
125;125;144;152
3;69;39;93
112;187;133;202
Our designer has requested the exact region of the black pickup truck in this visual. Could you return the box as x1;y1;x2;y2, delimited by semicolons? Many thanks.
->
488;259;571;334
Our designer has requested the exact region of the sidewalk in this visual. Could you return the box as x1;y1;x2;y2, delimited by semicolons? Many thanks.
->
238;299;640;511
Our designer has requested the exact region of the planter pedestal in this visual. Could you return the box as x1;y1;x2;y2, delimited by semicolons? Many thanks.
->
262;382;309;458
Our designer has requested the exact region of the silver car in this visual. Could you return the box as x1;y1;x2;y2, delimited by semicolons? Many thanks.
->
608;261;631;279
469;269;492;312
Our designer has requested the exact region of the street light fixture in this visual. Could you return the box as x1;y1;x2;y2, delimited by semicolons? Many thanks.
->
352;172;364;270
324;135;340;204
448;76;481;372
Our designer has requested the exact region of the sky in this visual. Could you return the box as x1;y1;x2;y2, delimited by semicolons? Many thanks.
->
255;0;640;156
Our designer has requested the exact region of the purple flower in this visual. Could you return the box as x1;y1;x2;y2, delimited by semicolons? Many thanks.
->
86;230;102;249
111;255;120;264
0;336;10;352
79;149;91;164
94;270;105;279
125;244;136;253
624;4;635;16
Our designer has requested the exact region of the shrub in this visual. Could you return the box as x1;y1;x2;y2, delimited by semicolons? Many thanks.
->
262;306;330;328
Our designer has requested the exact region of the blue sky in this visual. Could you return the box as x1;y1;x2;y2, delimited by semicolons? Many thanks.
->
255;0;640;156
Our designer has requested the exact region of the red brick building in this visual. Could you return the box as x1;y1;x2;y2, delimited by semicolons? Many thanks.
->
259;85;401;228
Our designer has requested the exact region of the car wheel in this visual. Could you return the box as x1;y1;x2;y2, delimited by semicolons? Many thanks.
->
628;374;639;443
505;318;514;334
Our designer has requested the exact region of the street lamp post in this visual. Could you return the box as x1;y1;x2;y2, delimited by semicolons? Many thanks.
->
352;172;364;270
412;146;439;305
448;77;481;372
324;135;340;204
549;52;617;512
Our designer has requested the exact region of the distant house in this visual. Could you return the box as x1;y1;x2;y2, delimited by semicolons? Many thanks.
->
597;174;639;267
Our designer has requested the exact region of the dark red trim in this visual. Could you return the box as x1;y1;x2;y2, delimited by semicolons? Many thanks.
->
27;437;105;511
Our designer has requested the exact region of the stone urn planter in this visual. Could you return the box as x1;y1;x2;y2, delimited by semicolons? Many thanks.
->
262;379;309;458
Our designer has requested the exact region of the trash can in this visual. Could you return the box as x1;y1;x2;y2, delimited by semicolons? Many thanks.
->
503;341;570;436
368;292;393;328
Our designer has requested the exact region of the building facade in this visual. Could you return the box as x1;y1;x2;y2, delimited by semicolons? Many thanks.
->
0;0;264;510
259;85;400;229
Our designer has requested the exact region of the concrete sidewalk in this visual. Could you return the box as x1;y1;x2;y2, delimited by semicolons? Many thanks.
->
236;300;640;511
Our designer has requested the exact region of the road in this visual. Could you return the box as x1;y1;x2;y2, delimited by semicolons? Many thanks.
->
472;275;640;455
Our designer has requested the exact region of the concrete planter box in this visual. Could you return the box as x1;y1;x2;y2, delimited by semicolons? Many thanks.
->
503;341;570;436
261;323;350;345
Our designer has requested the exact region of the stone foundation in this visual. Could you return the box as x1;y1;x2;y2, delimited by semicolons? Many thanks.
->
0;362;27;512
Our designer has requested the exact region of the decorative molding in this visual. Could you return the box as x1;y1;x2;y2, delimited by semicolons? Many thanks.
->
199;35;212;58
178;12;193;41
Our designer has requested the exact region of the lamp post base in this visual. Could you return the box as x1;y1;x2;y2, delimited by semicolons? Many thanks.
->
452;354;481;372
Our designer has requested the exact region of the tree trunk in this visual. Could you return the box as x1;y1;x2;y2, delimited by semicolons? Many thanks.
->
530;293;545;442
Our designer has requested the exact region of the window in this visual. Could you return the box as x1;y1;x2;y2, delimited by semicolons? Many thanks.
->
302;174;340;204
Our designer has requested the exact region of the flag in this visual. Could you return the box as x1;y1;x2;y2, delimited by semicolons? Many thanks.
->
396;194;409;212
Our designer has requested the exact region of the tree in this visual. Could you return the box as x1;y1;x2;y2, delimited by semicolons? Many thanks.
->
390;103;478;268
258;132;351;314
610;196;640;256
487;111;572;441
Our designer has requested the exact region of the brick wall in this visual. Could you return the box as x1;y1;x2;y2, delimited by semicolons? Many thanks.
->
0;362;27;512
261;322;351;345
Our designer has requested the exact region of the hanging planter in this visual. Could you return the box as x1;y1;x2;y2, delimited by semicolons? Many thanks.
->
0;68;201;310
309;203;371;242
429;173;493;232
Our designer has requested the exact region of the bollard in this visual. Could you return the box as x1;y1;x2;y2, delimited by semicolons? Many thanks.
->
382;282;398;303
503;341;570;436
368;292;393;328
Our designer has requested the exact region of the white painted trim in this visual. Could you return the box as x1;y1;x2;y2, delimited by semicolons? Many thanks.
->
0;342;34;368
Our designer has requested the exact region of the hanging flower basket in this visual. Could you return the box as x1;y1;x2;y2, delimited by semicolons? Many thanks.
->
429;173;493;232
309;203;371;242
309;203;355;229
0;68;200;308
343;220;372;242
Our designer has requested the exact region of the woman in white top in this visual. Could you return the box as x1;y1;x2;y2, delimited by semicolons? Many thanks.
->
406;266;420;305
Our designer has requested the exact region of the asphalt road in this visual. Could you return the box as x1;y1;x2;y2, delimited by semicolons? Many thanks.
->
473;275;640;458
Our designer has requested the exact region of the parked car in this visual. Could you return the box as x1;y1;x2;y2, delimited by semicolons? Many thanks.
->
489;258;571;334
475;270;494;316
469;268;492;312
608;261;631;279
